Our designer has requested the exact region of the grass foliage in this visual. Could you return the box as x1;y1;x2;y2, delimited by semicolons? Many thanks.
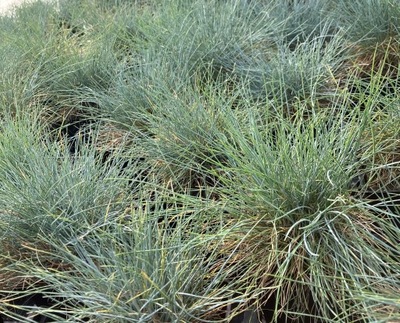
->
1;0;400;322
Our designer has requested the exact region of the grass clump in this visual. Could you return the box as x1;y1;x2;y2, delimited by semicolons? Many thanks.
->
1;0;400;322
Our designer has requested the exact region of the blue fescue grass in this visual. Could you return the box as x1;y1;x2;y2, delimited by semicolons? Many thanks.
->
0;112;130;246
335;0;400;47
1;0;400;322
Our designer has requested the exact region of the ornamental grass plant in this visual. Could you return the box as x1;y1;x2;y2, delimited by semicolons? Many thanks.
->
1;0;400;322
